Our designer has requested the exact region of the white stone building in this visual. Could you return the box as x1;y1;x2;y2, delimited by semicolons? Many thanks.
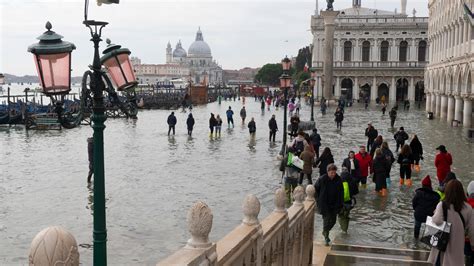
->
311;0;428;103
425;0;473;128
132;28;223;85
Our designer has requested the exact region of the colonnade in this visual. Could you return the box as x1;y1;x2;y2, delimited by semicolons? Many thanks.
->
426;92;473;128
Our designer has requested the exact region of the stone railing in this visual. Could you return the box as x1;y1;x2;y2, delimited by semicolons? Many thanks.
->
158;185;316;266
312;61;427;69
26;185;315;266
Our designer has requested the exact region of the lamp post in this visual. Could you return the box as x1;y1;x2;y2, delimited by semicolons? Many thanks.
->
28;1;137;264
279;56;292;156
310;71;316;122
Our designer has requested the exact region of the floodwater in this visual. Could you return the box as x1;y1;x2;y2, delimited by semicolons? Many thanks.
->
1;93;473;265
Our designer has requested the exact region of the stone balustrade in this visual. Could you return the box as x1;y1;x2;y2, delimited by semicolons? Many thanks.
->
27;185;316;265
158;185;316;265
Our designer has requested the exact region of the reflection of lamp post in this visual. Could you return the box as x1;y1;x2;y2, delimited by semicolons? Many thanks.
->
310;71;316;122
28;0;137;264
279;56;292;155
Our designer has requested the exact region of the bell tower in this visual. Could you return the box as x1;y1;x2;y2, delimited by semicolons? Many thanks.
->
166;41;172;63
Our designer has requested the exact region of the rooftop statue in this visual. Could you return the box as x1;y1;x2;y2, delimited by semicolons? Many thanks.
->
327;0;334;10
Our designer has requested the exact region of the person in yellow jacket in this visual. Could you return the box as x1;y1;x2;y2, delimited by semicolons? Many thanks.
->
338;167;358;233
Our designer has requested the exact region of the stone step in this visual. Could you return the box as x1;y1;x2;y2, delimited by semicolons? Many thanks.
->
323;244;431;266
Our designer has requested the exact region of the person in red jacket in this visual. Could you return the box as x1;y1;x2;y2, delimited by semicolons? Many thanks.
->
355;145;372;189
434;145;453;184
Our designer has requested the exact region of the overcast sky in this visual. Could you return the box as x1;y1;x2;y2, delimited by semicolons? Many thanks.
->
0;0;428;76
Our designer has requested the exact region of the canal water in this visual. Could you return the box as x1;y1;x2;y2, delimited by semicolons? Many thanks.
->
1;94;473;264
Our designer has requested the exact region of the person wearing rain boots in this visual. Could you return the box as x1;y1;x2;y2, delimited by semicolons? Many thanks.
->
412;175;440;239
372;148;390;196
409;134;423;173
397;144;414;186
338;167;358;233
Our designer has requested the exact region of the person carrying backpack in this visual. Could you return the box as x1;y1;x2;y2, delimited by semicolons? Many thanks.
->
338;166;358;233
310;128;322;158
289;130;308;156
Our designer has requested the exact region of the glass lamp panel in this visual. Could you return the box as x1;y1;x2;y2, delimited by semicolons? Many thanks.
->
35;52;71;95
103;53;137;90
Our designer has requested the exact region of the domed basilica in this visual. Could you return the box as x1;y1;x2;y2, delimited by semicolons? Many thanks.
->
166;28;223;85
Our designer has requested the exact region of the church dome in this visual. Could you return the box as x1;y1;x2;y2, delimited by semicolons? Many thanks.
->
173;41;187;58
188;28;212;57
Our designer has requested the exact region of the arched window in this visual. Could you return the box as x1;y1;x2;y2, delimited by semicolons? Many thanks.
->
344;41;352;62
418;40;427;62
362;41;371;62
380;41;389;62
399;41;408;62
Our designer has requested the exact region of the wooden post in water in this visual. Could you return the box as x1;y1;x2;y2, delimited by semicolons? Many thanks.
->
7;87;10;113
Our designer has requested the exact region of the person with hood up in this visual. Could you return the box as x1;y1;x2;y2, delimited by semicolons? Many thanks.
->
299;145;315;185
167;111;177;136
409;134;423;173
412;175;440;239
389;107;397;128
209;113;218;136
372;148;390;196
370;135;383;157
289;130;308;157
186;113;195;136
315;147;335;177
434;145;453;184
355;145;372;189
338;166;358;233
248;117;256;136
381;141;395;186
427;180;474;266
268;114;278;142
314;164;344;246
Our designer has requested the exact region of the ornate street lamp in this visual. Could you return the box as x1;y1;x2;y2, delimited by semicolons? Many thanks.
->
100;39;137;91
279;56;292;156
310;71;316;122
28;21;76;124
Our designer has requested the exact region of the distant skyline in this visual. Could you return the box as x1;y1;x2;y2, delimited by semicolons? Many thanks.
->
0;0;428;76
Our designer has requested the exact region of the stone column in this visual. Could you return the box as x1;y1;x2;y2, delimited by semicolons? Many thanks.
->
371;76;377;101
354;40;360;61
463;97;473;128
464;20;469;54
440;94;448;119
354;76;359;100
390;76;396;103
447;95;455;122
335;76;341;98
455;96;464;122
435;94;441;116
431;93;437;115
426;93;431;112
321;10;340;100
408;77;415;101
317;77;323;99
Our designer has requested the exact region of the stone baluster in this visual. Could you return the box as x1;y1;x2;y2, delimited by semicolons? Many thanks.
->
29;226;80;266
302;185;316;265
157;201;217;265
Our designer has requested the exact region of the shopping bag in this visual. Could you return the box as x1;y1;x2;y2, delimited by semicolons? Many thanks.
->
291;156;304;170
420;216;451;252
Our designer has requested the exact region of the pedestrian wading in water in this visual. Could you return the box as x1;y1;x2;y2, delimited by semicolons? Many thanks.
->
315;164;343;246
186;113;195;136
397;144;414;186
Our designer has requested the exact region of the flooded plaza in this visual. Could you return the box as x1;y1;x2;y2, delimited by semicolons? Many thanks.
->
1;98;473;265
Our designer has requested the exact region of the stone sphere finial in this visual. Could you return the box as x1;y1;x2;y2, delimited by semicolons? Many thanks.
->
29;226;79;266
306;185;316;201
274;188;286;213
186;201;213;248
293;186;305;206
242;194;260;225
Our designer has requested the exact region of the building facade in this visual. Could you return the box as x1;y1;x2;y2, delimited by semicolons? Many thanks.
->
132;28;223;85
311;0;428;103
425;0;473;128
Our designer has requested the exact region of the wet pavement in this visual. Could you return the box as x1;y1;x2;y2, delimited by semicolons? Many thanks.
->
1;95;473;264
